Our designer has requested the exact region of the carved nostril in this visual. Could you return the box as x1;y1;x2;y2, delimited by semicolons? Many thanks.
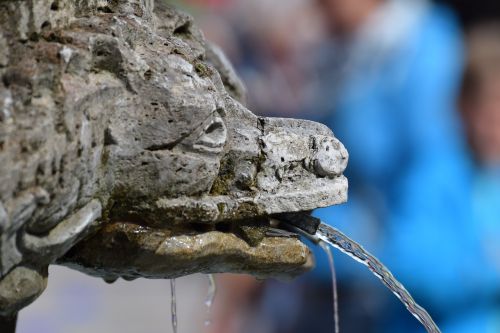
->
312;137;348;177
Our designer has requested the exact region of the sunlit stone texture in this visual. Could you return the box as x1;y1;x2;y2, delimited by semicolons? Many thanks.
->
0;0;347;316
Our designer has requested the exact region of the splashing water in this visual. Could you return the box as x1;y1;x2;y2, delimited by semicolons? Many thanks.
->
319;241;340;333
316;223;441;333
204;274;217;326
170;279;177;333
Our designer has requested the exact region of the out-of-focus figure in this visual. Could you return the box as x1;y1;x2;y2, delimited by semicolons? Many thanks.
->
254;0;498;332
461;22;500;166
313;0;469;286
196;0;500;332
193;0;326;118
446;22;500;332
308;1;500;332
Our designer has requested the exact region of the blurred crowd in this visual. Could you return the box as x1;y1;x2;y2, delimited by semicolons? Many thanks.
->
174;0;500;332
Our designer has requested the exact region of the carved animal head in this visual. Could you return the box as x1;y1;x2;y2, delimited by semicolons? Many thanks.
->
0;0;347;316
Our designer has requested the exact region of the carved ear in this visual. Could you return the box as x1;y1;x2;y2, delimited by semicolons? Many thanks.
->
193;116;228;153
204;42;247;105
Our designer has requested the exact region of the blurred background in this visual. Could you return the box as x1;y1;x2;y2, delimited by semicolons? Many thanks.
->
19;0;500;332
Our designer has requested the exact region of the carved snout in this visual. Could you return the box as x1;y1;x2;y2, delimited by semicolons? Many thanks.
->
258;118;349;186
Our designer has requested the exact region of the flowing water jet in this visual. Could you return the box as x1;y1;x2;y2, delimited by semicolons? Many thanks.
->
204;274;217;326
170;279;177;333
319;241;340;333
316;223;441;333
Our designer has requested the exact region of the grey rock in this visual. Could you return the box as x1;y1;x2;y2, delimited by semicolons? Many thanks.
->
0;33;8;68
0;267;47;316
205;42;247;104
0;203;7;233
0;236;22;277
0;0;348;315
21;200;102;263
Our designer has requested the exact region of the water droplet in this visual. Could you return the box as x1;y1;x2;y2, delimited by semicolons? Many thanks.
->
319;241;339;333
170;279;177;333
204;274;217;326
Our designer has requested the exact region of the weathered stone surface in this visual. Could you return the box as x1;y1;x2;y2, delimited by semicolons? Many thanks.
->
62;222;313;281
0;0;348;314
205;42;247;104
0;267;48;316
21;200;102;263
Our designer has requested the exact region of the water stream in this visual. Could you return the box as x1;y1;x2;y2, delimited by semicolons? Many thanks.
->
204;274;217;326
170;279;177;333
316;222;441;333
319;241;340;333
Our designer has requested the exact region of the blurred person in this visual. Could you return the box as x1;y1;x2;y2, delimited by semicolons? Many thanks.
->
306;1;500;333
208;274;266;333
257;0;487;332
213;0;324;118
461;22;500;167
193;1;499;333
177;0;326;118
444;21;500;332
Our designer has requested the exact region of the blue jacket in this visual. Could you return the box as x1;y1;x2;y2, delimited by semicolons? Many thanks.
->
312;3;500;331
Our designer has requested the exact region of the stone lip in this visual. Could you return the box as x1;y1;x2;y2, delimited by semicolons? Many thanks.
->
0;0;348;315
60;220;314;281
147;176;347;225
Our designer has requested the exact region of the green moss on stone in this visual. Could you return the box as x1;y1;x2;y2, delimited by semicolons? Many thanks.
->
194;61;212;78
210;156;235;195
233;218;269;247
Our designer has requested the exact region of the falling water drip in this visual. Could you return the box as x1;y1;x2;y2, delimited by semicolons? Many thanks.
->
204;274;217;326
319;241;340;333
316;223;441;333
170;279;177;333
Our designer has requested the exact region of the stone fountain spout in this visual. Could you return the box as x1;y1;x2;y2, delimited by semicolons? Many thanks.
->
0;0;348;320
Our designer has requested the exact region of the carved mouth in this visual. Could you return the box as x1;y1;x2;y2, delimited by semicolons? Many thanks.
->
142;175;347;225
59;106;349;282
59;212;316;281
59;125;348;281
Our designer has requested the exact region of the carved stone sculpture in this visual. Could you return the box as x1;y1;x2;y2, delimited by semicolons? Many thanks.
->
0;0;348;319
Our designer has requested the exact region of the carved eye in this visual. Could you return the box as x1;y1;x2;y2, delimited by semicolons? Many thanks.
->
193;116;227;153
